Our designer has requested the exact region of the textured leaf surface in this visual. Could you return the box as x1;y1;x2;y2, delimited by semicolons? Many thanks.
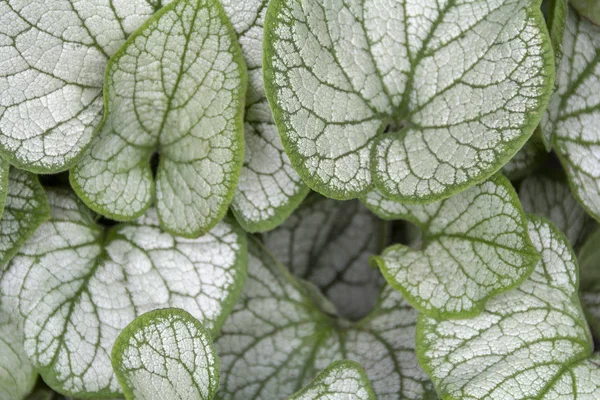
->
263;0;553;201
541;9;600;221
263;196;384;319
500;131;546;180
520;174;589;245
0;0;171;172
0;169;49;266
0;189;247;397
70;0;247;237
418;216;596;399
221;0;308;232
366;174;538;318
112;308;219;400
0;311;36;400
288;360;375;400
216;238;433;400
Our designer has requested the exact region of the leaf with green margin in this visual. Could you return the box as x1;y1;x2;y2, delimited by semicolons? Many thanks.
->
520;173;589;246
365;174;539;319
500;128;547;180
219;0;309;233
70;0;247;238
0;189;247;397
0;0;171;173
263;0;554;201
541;9;600;221
288;360;375;400
0;310;37;400
0;169;50;266
418;216;598;400
112;308;219;400
215;238;434;400
571;0;600;26
263;195;384;319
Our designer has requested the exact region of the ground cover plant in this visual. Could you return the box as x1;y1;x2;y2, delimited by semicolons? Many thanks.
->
1;0;600;399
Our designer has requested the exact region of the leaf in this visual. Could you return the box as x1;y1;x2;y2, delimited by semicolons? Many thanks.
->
418;216;597;399
262;0;554;201
541;9;600;221
70;0;247;237
0;189;247;397
519;173;589;245
112;308;219;400
577;228;600;339
500;129;546;180
0;310;36;400
571;0;600;26
263;196;384;319
366;174;539;319
216;238;434;400
0;0;170;173
220;0;309;233
0;169;50;266
288;360;375;400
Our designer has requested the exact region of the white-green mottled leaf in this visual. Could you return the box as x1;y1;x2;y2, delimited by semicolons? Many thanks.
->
0;189;247;397
288;360;375;400
263;196;384;319
365;174;538;319
0;310;36;400
112;308;219;400
0;0;172;173
500;130;546;180
571;0;600;26
263;0;554;201
70;0;247;237
0;169;50;266
216;238;434;400
541;9;600;221
520;174;589;245
418;216;596;399
220;0;309;232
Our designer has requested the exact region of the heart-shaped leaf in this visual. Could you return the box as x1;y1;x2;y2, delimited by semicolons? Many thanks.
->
418;216;596;399
0;0;169;172
220;0;309;232
263;196;384;319
112;308;219;400
366;174;539;319
0;189;247;397
216;238;434;400
263;0;554;201
70;0;247;237
541;8;600;221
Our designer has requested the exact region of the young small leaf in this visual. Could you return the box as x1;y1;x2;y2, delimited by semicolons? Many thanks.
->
112;308;219;400
418;216;594;399
216;238;433;400
366;174;539;319
263;196;384;319
0;189;247;397
263;0;554;201
70;0;247;237
0;311;36;400
0;0;168;172
288;360;375;400
520;173;589;245
541;9;600;221
220;0;309;232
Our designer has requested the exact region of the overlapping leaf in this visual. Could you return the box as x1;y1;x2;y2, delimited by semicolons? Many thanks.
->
418;216;598;399
112;308;219;400
365;174;539;318
0;189;247;397
541;9;600;221
220;0;309;232
0;0;171;172
263;196;384;319
216;238;433;400
0;310;36;400
500;130;546;180
70;0;247;237
263;0;553;201
571;0;600;26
